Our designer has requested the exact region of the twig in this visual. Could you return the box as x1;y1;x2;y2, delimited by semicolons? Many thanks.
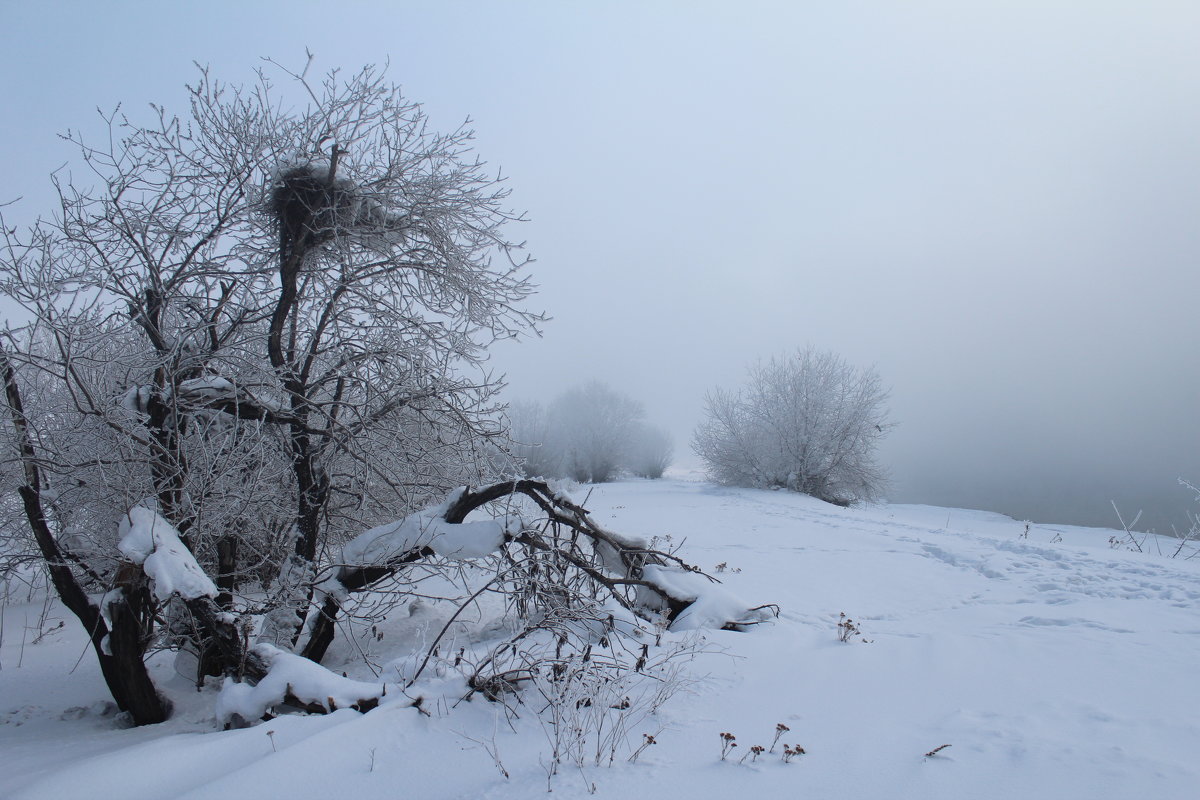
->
407;575;501;688
1111;501;1144;553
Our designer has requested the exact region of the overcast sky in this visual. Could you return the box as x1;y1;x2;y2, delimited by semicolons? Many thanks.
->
2;1;1198;532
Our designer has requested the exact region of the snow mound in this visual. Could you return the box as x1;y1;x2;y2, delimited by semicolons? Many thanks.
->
216;644;393;725
640;564;771;629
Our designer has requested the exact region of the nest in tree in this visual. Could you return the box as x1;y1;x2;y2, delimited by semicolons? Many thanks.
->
270;163;395;263
271;166;353;257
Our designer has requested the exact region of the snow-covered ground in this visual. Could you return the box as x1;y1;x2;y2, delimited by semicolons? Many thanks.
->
2;478;1198;799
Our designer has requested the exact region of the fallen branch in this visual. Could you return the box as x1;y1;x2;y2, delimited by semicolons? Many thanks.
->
301;480;776;663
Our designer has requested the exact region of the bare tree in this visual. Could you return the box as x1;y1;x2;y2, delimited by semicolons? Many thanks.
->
626;423;674;479
0;59;769;734
549;382;645;483
693;347;891;505
506;399;561;479
508;387;672;482
0;57;540;721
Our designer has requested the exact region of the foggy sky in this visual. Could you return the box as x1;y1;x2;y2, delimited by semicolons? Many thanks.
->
2;1;1198;533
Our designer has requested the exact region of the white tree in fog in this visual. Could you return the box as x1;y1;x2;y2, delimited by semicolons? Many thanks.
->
509;384;669;483
626;422;674;479
549;382;645;483
693;347;891;505
506;399;562;478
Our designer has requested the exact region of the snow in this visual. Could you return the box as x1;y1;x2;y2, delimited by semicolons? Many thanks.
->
215;645;393;724
118;385;152;414
637;564;768;630
118;506;218;601
427;519;507;559
97;589;123;654
338;490;507;566
120;377;284;416
4;479;1200;799
178;376;236;395
177;376;284;413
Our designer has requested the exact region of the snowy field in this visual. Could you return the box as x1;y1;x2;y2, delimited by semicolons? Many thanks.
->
2;478;1199;799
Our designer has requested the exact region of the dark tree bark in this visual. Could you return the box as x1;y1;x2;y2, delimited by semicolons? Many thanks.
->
215;535;239;609
105;568;173;723
299;545;433;662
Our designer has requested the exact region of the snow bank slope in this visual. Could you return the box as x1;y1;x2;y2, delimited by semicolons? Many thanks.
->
2;479;1198;799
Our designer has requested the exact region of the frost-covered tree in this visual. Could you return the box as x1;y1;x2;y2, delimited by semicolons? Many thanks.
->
625;423;674;479
0;59;764;730
549;382;645;483
506;399;562;479
509;385;672;482
0;58;540;722
693;347;891;505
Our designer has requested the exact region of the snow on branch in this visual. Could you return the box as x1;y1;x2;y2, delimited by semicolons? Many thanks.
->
445;480;776;631
637;564;769;631
196;480;780;729
338;488;508;568
303;480;775;665
120;377;290;425
117;506;218;601
215;644;392;727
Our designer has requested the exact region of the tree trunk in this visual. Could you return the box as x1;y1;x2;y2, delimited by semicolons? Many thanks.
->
104;575;172;724
2;349;169;725
216;535;238;608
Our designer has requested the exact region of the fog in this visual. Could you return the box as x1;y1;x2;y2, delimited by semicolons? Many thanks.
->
2;1;1197;532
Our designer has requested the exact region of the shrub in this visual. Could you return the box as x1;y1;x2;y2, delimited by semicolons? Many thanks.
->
626;423;674;479
508;384;673;482
693;347;891;504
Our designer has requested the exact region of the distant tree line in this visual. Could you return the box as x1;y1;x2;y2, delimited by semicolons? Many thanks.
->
508;382;674;482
